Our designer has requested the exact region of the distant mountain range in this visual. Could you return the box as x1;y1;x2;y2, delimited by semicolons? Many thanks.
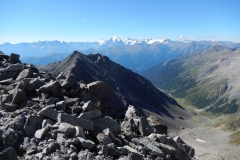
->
1;37;240;72
142;45;240;114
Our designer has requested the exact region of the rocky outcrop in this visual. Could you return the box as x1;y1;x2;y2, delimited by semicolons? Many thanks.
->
0;52;195;159
42;51;192;125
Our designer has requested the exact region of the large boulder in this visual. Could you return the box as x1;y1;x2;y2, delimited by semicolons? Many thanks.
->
93;116;121;134
173;136;195;158
101;143;129;157
2;129;18;149
87;81;113;99
57;113;94;131
78;110;102;120
24;115;43;137
123;105;154;137
61;74;77;89
121;117;138;140
97;133;112;145
0;147;18;160
39;107;58;121
16;69;33;80
125;105;142;119
135;117;154;136
82;100;97;112
35;126;49;139
0;63;23;72
132;137;164;158
147;115;168;135
26;78;45;93
11;83;27;105
9;53;20;63
9;114;26;131
2;103;18;112
78;137;95;150
58;123;76;136
38;81;60;94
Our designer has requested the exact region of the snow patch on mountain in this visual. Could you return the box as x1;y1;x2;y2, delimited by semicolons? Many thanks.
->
98;39;106;45
147;39;165;44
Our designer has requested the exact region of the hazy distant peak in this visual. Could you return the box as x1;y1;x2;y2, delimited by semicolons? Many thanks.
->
110;36;121;42
98;39;106;45
146;38;166;44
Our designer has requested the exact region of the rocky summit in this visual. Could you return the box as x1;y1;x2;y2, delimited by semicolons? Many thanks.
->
0;52;195;160
40;51;192;128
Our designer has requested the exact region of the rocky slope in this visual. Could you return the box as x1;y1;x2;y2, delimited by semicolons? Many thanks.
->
0;52;195;159
142;45;240;114
40;51;192;128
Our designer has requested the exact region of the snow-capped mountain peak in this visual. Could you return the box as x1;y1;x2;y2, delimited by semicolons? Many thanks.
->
98;39;106;45
110;36;122;42
123;38;138;45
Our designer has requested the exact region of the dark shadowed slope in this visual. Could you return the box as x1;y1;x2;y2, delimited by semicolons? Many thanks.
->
142;45;240;114
41;51;192;128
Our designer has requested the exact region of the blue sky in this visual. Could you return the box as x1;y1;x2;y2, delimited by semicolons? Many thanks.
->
1;0;240;44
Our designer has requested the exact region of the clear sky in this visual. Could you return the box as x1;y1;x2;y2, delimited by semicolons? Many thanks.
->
1;0;240;44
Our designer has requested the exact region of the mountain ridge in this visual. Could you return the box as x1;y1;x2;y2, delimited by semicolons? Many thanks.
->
142;45;240;114
41;51;192;128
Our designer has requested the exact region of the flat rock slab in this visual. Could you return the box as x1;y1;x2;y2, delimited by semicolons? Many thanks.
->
57;113;94;131
35;127;49;139
38;81;60;93
132;137;164;157
39;107;58;121
93;116;121;135
78;110;102;120
58;123;76;136
26;78;45;93
0;63;24;72
78;137;95;150
102;143;129;157
16;69;33;80
24;115;43;137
